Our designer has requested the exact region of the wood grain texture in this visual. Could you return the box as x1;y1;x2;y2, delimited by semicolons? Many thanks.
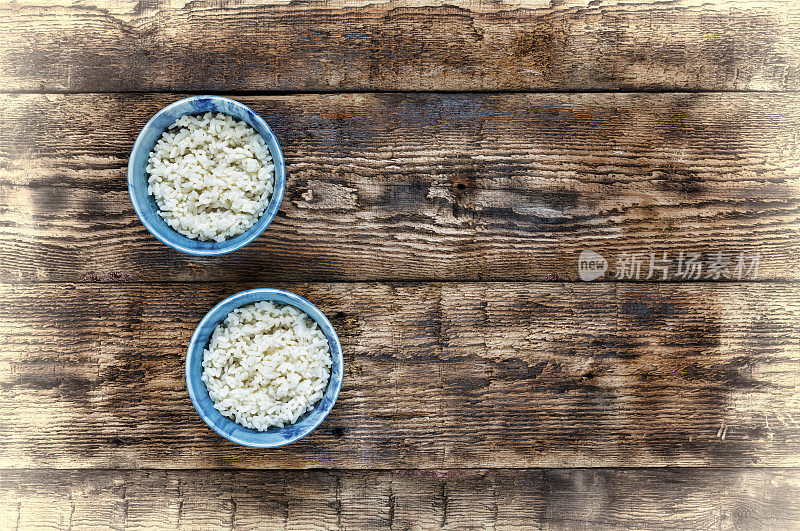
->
1;468;799;529
1;0;799;92
1;282;798;469
1;93;799;282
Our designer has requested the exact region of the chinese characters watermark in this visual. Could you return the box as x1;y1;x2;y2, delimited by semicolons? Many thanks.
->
578;250;760;281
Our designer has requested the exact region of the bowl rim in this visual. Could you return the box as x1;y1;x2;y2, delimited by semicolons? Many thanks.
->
127;95;286;256
185;288;344;448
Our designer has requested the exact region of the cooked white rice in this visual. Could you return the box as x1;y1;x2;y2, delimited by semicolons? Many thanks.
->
201;301;332;431
146;112;275;242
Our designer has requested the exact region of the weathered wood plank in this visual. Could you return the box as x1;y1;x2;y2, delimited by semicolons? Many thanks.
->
1;93;798;282
1;468;798;529
1;283;798;469
1;0;798;92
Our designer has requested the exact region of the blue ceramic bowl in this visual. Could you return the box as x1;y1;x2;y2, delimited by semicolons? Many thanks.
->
128;96;286;255
186;289;343;447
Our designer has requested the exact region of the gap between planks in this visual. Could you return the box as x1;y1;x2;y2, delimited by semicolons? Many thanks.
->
1;280;799;285
4;89;800;96
2;467;800;472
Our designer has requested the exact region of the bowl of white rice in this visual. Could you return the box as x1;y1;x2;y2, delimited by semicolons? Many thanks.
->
186;289;343;447
128;96;285;255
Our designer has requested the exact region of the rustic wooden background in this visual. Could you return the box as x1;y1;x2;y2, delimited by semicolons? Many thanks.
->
1;0;799;528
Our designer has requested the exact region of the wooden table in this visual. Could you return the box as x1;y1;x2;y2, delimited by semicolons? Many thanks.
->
2;0;799;528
